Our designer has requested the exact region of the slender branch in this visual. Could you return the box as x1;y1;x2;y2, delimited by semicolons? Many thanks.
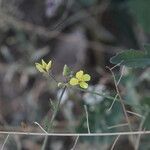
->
1;134;9;150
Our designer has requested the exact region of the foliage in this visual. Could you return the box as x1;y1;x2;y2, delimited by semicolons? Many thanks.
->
129;0;150;33
110;44;150;68
0;0;150;149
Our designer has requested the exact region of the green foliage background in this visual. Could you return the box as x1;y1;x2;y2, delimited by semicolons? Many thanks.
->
129;0;150;33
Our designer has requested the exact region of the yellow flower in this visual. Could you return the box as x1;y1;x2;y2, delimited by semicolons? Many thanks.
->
35;59;52;73
69;70;91;89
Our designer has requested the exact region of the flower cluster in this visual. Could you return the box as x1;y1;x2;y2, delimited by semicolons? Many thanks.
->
35;59;52;73
35;59;91;89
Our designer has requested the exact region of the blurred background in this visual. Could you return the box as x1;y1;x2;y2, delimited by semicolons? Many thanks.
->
0;0;150;149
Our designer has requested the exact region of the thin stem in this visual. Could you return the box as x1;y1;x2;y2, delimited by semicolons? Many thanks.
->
1;134;9;150
111;135;120;150
135;128;145;150
106;66;133;133
48;72;58;83
127;111;143;118
107;94;118;111
84;105;90;134
41;86;67;150
70;136;79;150
108;123;128;130
135;111;149;150
117;66;125;85
34;122;48;134
0;130;150;136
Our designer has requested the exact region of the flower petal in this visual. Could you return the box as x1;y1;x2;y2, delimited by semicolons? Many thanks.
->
76;70;83;80
46;60;52;72
83;74;91;81
42;59;47;68
69;78;79;85
79;82;88;89
35;63;46;73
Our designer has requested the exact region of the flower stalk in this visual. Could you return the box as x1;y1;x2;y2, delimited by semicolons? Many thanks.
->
41;85;67;150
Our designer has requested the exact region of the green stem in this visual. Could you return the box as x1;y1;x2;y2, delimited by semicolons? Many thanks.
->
48;72;58;83
41;86;67;150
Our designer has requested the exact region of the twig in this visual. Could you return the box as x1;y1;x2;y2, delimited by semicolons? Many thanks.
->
127;111;143;118
107;94;118;111
109;61;123;70
111;135;120;150
70;136;79;150
34;122;48;134
135;111;149;150
108;66;124;111
117;66;125;85
106;66;133;133
84;105;90;134
108;123;128;129
135;128;145;150
1;134;9;150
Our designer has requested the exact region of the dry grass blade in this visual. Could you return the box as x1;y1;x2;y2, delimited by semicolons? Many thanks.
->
1;134;10;150
111;135;121;150
70;136;79;150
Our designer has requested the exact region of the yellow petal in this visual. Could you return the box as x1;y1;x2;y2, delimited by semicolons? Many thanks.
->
79;82;88;89
35;63;46;73
46;60;52;72
42;59;47;68
83;74;91;81
69;78;79;85
76;70;83;80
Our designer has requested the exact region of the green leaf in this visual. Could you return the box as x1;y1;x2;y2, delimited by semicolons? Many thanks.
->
63;64;72;77
110;44;150;68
